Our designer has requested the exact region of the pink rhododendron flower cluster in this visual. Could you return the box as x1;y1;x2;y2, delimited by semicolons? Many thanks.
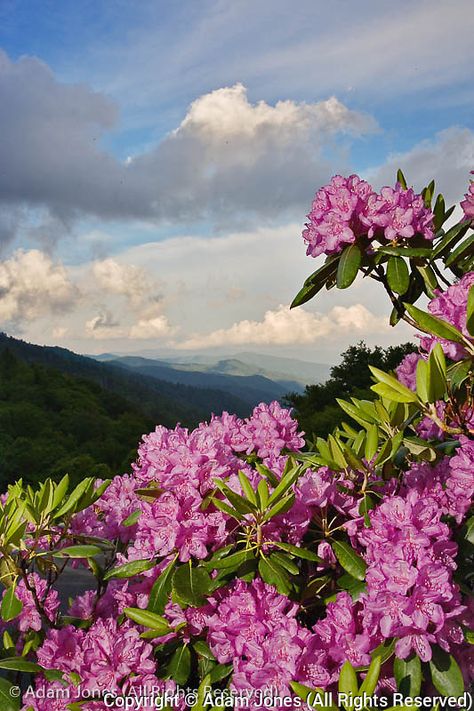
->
461;172;474;220
26;619;167;711
205;579;311;701
1;573;59;633
358;487;466;663
303;175;434;258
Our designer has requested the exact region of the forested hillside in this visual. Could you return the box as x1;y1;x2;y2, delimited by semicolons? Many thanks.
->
0;349;155;488
284;341;416;441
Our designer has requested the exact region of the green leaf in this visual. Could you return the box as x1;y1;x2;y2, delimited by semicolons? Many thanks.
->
0;678;20;711
447;359;472;390
371;382;418;404
211;497;243;520
1;583;22;622
123;607;171;634
432;221;471;259
445;233;474;267
364;425;379;462
104;557;156;580
433;193;446;231
369;366;419;402
467;285;474;337
53;478;94;518
394;654;422;698
148;556;177;614
208;549;254;570
337;244;362;289
291;256;340;308
416;264;438;297
387;256;410;295
173;565;212;607
274;542;322;562
167;644;191;685
209;663;233;683
404;303;466;344
377;246;432;258
359;654;381;695
429;647;464;697
214;480;257;514
267;466;300;506
122;510;141;527
415;358;430;402
271;552;299;575
338;573;367;600
51;474;70;512
256;478;269;509
238;470;257;505
0;657;43;672
338;661;358;711
331;541;366;581
53;545;102;559
258;556;291;595
263;492;295;521
193;640;216;660
397;169;408;189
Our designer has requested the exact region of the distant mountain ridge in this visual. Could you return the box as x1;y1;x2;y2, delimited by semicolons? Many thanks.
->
92;352;331;407
0;333;251;426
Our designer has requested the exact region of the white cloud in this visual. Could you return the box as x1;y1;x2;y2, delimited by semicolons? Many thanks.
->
0;48;376;233
0;249;77;323
129;314;175;340
92;258;159;306
367;127;474;203
176;303;388;349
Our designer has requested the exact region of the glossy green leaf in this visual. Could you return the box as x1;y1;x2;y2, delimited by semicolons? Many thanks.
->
291;257;340;308
167;644;191;685
387;256;410;294
104;557;156;580
193;640;216;660
147;556;178;614
371;382;418;404
238;471;257;505
338;661;358;710
331;541;366;581
121;510;141;527
123;607;171;633
275;542;323;562
359;654;382;695
1;584;22;622
53;545;102;559
258;556;291;595
404;303;466;344
0;678;20;711
396;169;408;189
0;657;43;672
337;244;362;289
429;647;464;697
394;654;422;698
173;565;212;607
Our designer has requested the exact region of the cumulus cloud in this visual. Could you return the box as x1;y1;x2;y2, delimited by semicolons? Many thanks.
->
176;303;388;349
129;314;175;340
92;258;160;306
0;50;376;235
367;127;474;203
0;249;77;324
129;84;376;222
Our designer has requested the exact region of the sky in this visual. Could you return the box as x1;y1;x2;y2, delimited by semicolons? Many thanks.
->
0;0;473;362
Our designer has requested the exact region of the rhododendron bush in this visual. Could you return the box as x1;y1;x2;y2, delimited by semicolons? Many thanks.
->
0;171;473;711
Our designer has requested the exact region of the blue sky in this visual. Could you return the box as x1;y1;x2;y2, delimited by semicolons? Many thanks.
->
0;0;472;359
